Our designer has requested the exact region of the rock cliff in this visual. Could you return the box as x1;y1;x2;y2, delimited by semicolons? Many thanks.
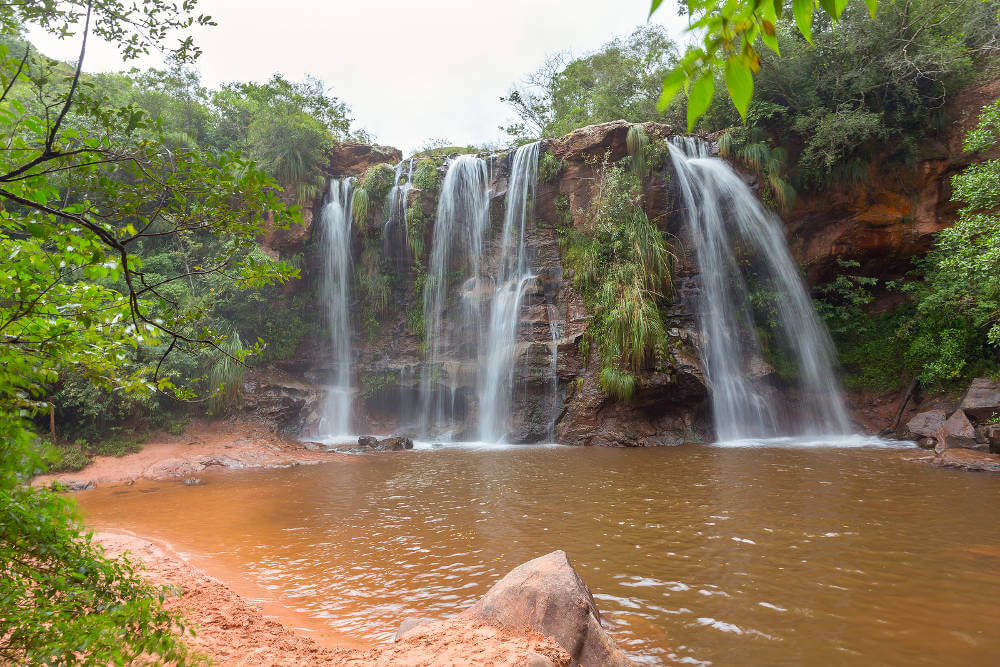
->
248;82;996;444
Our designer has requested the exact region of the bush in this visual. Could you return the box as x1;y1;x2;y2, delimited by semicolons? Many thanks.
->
562;164;674;400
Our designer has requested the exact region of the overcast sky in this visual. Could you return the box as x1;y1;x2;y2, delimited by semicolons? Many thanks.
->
28;1;689;154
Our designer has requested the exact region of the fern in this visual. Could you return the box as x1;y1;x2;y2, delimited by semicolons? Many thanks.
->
207;327;247;415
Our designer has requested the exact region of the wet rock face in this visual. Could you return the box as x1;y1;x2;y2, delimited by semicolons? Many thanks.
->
325;141;402;179
241;374;319;431
456;550;633;666
787;77;1000;284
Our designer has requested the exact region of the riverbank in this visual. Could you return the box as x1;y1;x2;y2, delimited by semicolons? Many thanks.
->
35;419;359;490
95;530;570;665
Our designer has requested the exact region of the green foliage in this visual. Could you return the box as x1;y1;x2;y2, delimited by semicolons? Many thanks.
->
407;198;426;259
358;163;395;215
901;99;1000;387
815;261;910;391
561;164;674;400
538;151;565;183
360;371;394;397
0;4;319;661
1;479;189;664
817;99;1000;391
501;25;678;140
248;110;331;205
412;159;442;193
656;0;997;189
650;0;874;128
719;121;795;209
206;327;248;415
625;125;650;179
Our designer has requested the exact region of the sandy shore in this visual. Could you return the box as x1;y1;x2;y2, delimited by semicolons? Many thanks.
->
36;419;359;490
95;530;568;665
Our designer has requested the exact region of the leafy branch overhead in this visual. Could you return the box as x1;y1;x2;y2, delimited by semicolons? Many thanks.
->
652;0;879;129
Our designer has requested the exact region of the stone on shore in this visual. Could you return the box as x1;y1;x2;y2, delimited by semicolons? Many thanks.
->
456;550;633;666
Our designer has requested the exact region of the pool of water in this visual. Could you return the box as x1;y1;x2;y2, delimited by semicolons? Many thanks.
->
77;443;1000;665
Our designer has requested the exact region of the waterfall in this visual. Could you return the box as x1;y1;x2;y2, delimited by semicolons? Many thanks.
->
383;159;414;264
319;178;355;437
419;155;491;437
667;137;850;442
478;142;540;442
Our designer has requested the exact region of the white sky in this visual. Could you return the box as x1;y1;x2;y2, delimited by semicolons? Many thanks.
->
27;0;689;154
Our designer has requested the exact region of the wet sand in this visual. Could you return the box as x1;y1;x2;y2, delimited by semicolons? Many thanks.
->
35;419;359;490
95;530;568;666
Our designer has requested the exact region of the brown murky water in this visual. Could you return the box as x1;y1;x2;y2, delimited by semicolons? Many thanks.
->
77;444;1000;665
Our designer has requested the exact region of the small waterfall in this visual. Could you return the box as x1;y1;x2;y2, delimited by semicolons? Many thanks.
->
383;159;414;264
667;137;850;442
419;155;491;437
546;303;561;442
319;178;355;437
478;142;540;442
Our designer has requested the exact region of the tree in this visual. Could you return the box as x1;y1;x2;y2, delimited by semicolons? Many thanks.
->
650;0;886;129
501;24;678;140
0;1;300;661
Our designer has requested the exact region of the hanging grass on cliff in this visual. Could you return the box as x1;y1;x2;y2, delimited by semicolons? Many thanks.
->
560;159;674;400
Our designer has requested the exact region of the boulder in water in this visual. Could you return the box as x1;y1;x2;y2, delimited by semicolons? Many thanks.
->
379;436;414;451
959;378;1000;421
357;436;379;448
934;410;978;453
457;550;632;666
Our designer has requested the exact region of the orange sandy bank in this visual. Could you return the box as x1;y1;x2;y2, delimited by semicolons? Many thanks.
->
95;530;569;666
36;419;359;490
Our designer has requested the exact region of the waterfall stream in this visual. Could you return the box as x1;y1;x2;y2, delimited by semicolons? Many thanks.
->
667;137;851;442
478;142;540;442
419;155;492;437
318;178;355;437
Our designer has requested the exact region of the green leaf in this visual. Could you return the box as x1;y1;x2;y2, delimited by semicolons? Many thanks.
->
649;0;665;18
793;0;814;44
687;73;715;131
725;58;754;120
864;0;877;17
656;68;686;114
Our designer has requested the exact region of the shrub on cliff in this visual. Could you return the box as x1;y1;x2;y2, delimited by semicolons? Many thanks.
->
562;162;674;400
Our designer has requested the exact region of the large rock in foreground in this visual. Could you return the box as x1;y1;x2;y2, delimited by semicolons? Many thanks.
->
457;551;633;666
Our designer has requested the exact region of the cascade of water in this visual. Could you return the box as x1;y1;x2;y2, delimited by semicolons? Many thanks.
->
546;303;561;442
478;142;540;442
667;137;851;442
419;155;491;437
319;178;355;437
383;159;414;264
